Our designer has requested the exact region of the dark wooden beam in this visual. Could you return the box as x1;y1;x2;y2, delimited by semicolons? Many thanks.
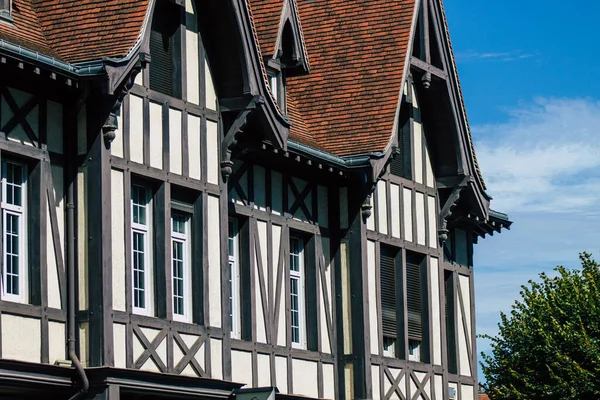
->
410;56;447;80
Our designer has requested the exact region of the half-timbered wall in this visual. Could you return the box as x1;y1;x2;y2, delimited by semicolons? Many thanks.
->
228;160;337;399
0;84;68;366
363;82;477;400
76;0;229;381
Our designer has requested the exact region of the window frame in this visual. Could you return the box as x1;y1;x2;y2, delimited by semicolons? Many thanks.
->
1;159;27;303
131;184;154;316
228;218;241;339
290;235;307;349
171;209;192;322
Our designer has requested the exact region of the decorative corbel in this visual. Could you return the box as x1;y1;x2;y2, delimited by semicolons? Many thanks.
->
103;64;142;147
438;176;469;244
361;182;377;222
220;96;262;181
422;71;432;89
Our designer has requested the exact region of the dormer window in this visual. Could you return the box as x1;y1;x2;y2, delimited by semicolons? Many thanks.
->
0;0;12;22
267;60;286;113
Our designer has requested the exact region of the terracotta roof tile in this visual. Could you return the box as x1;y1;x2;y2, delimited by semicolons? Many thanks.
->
285;0;417;157
32;0;150;63
249;0;283;59
0;0;150;63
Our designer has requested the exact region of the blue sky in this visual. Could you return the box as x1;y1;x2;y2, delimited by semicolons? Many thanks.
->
444;0;600;381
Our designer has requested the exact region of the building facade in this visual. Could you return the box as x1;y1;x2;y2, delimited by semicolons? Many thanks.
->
0;0;510;399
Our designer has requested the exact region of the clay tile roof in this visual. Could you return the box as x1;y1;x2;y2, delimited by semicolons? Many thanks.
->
0;0;57;58
285;0;417;157
0;0;151;64
249;0;283;59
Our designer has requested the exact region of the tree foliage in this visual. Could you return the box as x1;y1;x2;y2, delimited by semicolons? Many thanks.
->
481;252;600;400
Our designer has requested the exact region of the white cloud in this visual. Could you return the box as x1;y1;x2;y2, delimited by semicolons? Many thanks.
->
456;50;536;62
474;98;600;213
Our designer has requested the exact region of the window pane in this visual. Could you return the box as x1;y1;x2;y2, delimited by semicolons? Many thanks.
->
133;231;146;309
4;214;19;295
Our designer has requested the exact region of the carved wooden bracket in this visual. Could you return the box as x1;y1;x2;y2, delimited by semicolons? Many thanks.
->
438;176;470;243
220;95;262;181
103;65;142;146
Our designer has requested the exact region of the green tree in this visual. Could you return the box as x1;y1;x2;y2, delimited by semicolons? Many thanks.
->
481;252;600;400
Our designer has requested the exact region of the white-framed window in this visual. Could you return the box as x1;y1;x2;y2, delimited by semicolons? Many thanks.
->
269;74;279;103
171;210;191;322
383;337;396;358
290;235;306;349
228;219;241;339
131;184;153;315
408;339;421;362
1;160;26;302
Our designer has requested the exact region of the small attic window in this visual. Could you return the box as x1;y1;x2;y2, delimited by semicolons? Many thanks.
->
0;0;12;22
267;60;286;113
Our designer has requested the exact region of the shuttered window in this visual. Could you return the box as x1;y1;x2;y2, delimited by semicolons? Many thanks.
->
380;246;397;339
149;0;181;97
406;252;423;341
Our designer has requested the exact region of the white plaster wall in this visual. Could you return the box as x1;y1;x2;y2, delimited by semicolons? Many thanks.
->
384;367;404;400
149;101;163;169
48;321;65;364
403;188;413;242
112;104;124;158
47;194;61;309
430;257;442;365
376;180;388;235
111;169;126;311
169;108;182;174
345;364;354;400
273;224;286;347
291;178;310;221
205;59;217;110
254;166;267;211
129;95;144;164
461;384;475;400
113;323;127;368
413;122;423;184
79;322;89;367
390;183;401;238
77;171;88;310
292;359;318;398
367;240;379;355
413;371;428;400
341;240;352;354
185;0;200;105
206;120;219;184
232;350;252;385
415;192;426;246
434;375;443;399
211;338;223;380
460;274;472;377
339;187;348;229
47;100;63;154
372;365;381;400
257;353;271;387
428;195;437;248
5;88;35;147
187;114;201;180
255;220;268;343
207;195;222;328
2;315;40;362
457;277;471;377
271;170;283;215
318;185;328;228
319;237;332;354
323;363;335;399
275;356;288;393
366;193;375;231
425;140;435;188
